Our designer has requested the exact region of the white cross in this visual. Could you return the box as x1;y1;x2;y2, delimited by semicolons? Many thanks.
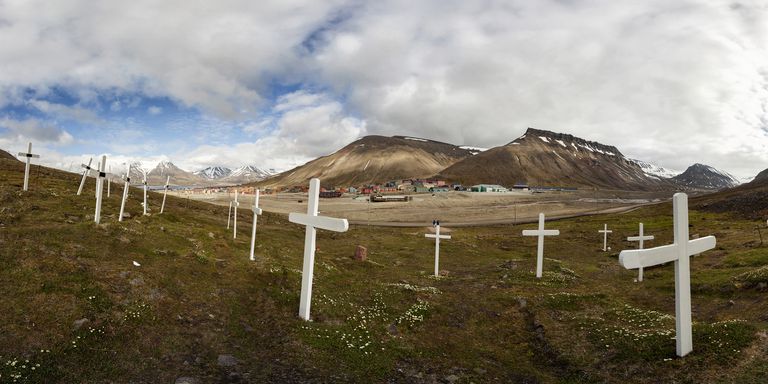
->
142;174;148;215
17;142;40;191
94;158;103;199
522;213;560;278
160;176;170;214
226;190;240;238
249;189;263;261
289;178;349;321
107;165;112;198
77;157;93;196
94;155;107;224
598;224;613;252
626;222;655;282
119;172;131;222
618;193;716;357
425;221;451;277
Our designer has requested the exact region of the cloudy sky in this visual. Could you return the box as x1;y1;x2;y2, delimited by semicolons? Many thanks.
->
0;0;766;179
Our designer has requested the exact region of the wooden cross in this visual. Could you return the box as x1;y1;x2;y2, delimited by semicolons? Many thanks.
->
142;174;148;216
626;223;654;282
17;142;40;191
289;178;349;321
77;157;93;196
107;165;112;198
425;220;451;277
249;189;263;261
119;172;131;222
94;156;107;224
598;224;612;252
619;193;716;357
160;176;170;214
522;213;560;278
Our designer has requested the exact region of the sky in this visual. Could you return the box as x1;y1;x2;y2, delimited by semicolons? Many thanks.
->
0;0;766;179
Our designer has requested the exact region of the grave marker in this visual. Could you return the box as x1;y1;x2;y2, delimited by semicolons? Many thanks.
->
618;193;716;357
233;190;239;239
425;220;451;277
289;178;349;321
119;172;131;222
598;224;612;252
249;189;262;261
627;223;654;282
142;174;148;215
160;176;170;214
77;157;93;196
94;156;107;224
17;142;40;191
522;213;560;278
107;165;112;198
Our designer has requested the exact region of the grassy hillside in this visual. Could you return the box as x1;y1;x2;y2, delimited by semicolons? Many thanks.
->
1;158;767;383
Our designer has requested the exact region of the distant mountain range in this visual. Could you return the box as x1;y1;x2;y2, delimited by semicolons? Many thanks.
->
126;161;275;186
252;128;743;192
695;166;768;219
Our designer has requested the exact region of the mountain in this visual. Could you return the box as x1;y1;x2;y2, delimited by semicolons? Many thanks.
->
194;166;232;180
146;160;205;186
255;135;475;189
0;149;17;161
670;163;739;190
628;159;680;179
223;165;274;184
694;167;768;220
436;128;671;190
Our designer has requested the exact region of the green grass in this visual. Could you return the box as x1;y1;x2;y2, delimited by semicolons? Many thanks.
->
0;159;767;383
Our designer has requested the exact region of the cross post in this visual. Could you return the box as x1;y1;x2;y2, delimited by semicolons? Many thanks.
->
425;221;451;277
522;213;560;278
598;224;612;251
17;142;40;191
94;155;107;224
160;176;170;214
289;178;349;321
119;172;131;222
77;157;93;196
627;222;654;281
618;193;716;357
250;189;263;261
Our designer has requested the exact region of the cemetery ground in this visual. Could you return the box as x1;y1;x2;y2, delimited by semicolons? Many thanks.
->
1;161;767;383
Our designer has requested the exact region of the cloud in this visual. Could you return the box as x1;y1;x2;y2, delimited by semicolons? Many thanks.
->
0;0;766;179
147;106;162;115
0;117;73;144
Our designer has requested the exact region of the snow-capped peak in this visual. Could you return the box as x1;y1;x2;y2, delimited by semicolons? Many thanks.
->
628;159;681;179
193;166;232;179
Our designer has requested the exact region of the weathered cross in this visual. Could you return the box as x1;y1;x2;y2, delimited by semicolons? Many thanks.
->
160;176;170;214
598;224;613;252
618;193;716;357
119;172;131;222
425;220;451;277
289;178;349;321
142;174;148;216
17;142;40;191
93;155;107;224
522;213;560;278
77;157;93;196
249;189;263;261
626;222;654;282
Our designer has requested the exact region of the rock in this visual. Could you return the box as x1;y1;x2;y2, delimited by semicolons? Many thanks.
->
217;354;238;367
72;318;90;331
122;212;132;219
387;323;399;336
354;245;367;261
129;276;145;287
439;270;450;276
758;282;767;290
473;367;487;375
444;374;460;383
175;377;201;384
208;232;215;239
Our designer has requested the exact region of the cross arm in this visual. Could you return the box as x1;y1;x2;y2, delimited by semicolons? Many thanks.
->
289;213;349;232
627;235;654;241
425;234;451;239
253;207;263;215
19;153;40;158
618;236;716;269
522;229;559;236
687;236;716;256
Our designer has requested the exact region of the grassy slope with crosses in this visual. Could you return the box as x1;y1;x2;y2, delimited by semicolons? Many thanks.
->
0;158;767;383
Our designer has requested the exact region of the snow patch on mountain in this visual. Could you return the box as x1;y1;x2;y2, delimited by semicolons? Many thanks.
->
628;159;681;179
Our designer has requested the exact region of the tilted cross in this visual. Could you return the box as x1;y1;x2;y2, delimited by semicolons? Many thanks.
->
119;172;131;222
160;176;171;214
522;213;560;278
425;221;451;277
289;178;349;321
94;156;107;224
142;174;148;216
598;224;613;252
626;222;654;282
17;142;40;191
249;189;263;261
619;193;716;357
77;157;93;196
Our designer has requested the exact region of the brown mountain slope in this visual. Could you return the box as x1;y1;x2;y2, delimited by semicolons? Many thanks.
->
0;149;17;161
694;168;768;220
257;135;474;189
436;128;672;191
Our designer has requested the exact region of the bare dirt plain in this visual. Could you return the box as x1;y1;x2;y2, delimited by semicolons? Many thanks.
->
171;189;673;226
